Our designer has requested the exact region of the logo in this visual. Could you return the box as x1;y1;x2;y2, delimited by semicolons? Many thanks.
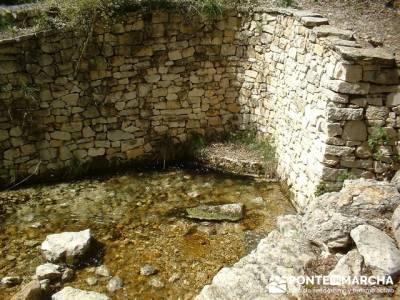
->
267;275;287;294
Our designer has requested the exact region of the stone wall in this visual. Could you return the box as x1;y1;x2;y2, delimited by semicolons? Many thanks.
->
0;7;399;210
236;9;400;208
0;10;243;185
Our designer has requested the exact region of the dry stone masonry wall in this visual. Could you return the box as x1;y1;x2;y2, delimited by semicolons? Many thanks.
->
236;9;400;209
0;7;399;209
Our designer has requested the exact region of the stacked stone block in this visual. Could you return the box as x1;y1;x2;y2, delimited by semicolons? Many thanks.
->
0;7;399;210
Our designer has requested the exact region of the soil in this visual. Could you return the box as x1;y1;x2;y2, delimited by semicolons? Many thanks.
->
264;0;400;58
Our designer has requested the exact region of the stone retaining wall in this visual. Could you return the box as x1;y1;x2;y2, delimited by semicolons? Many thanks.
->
237;9;400;208
0;7;399;209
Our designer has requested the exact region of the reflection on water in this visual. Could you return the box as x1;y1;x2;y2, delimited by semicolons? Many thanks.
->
0;168;294;299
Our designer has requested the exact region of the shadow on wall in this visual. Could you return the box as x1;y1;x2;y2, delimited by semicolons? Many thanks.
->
0;8;252;187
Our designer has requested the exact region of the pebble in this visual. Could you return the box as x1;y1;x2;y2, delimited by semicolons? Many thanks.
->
95;265;111;277
168;273;180;283
140;264;158;276
86;276;98;286
107;276;123;293
149;277;164;288
1;276;22;287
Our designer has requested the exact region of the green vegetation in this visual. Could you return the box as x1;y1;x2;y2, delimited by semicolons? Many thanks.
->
226;129;276;163
314;182;328;197
337;170;355;182
1;0;41;4
280;0;296;8
0;15;12;31
40;0;237;30
367;126;393;162
368;126;391;150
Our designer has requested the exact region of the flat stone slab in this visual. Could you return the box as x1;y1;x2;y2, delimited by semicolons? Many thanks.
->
186;203;244;221
196;143;276;178
300;16;329;27
350;224;400;276
52;287;110;300
41;229;92;265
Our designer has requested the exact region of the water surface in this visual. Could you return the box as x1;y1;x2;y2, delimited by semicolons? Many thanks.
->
0;168;294;299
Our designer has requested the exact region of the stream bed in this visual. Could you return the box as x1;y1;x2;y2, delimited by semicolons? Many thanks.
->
0;168;294;299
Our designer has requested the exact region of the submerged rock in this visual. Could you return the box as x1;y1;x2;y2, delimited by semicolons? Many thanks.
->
1;276;22;287
140;264;158;276
52;287;110;300
10;280;42;300
351;224;400;276
186;203;244;221
35;263;61;281
95;265;111;277
149;277;164;289
107;276;123;293
86;277;98;286
41;229;92;264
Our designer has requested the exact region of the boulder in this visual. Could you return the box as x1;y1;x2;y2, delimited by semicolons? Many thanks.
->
302;209;365;249
350;225;400;276
52;287;110;300
186;203;244;221
277;214;303;238
197;226;315;299
391;170;400;191
308;179;400;228
329;249;364;279
36;263;62;281
10;280;42;300
41;229;92;264
392;205;400;247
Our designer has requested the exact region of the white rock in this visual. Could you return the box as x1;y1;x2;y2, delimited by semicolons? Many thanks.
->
148;277;164;288
35;263;61;281
52;287;110;300
350;224;400;276
86;277;98;286
392;205;400;247
107;276;123;293
186;203;244;221
197;227;316;299
1;276;22;286
302;208;365;249
140;265;157;276
41;229;92;264
95;265;111;277
329;249;364;280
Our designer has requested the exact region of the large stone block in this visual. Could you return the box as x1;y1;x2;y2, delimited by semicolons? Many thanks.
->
323;79;370;94
342;121;367;141
327;107;363;121
333;63;362;83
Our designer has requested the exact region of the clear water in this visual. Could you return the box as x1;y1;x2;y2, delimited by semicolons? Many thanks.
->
0;168;294;299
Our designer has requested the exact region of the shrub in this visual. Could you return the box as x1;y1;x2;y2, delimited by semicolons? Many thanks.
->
368;126;391;150
280;0;296;8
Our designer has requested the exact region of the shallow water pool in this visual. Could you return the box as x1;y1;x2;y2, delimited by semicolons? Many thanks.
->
0;168;294;299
